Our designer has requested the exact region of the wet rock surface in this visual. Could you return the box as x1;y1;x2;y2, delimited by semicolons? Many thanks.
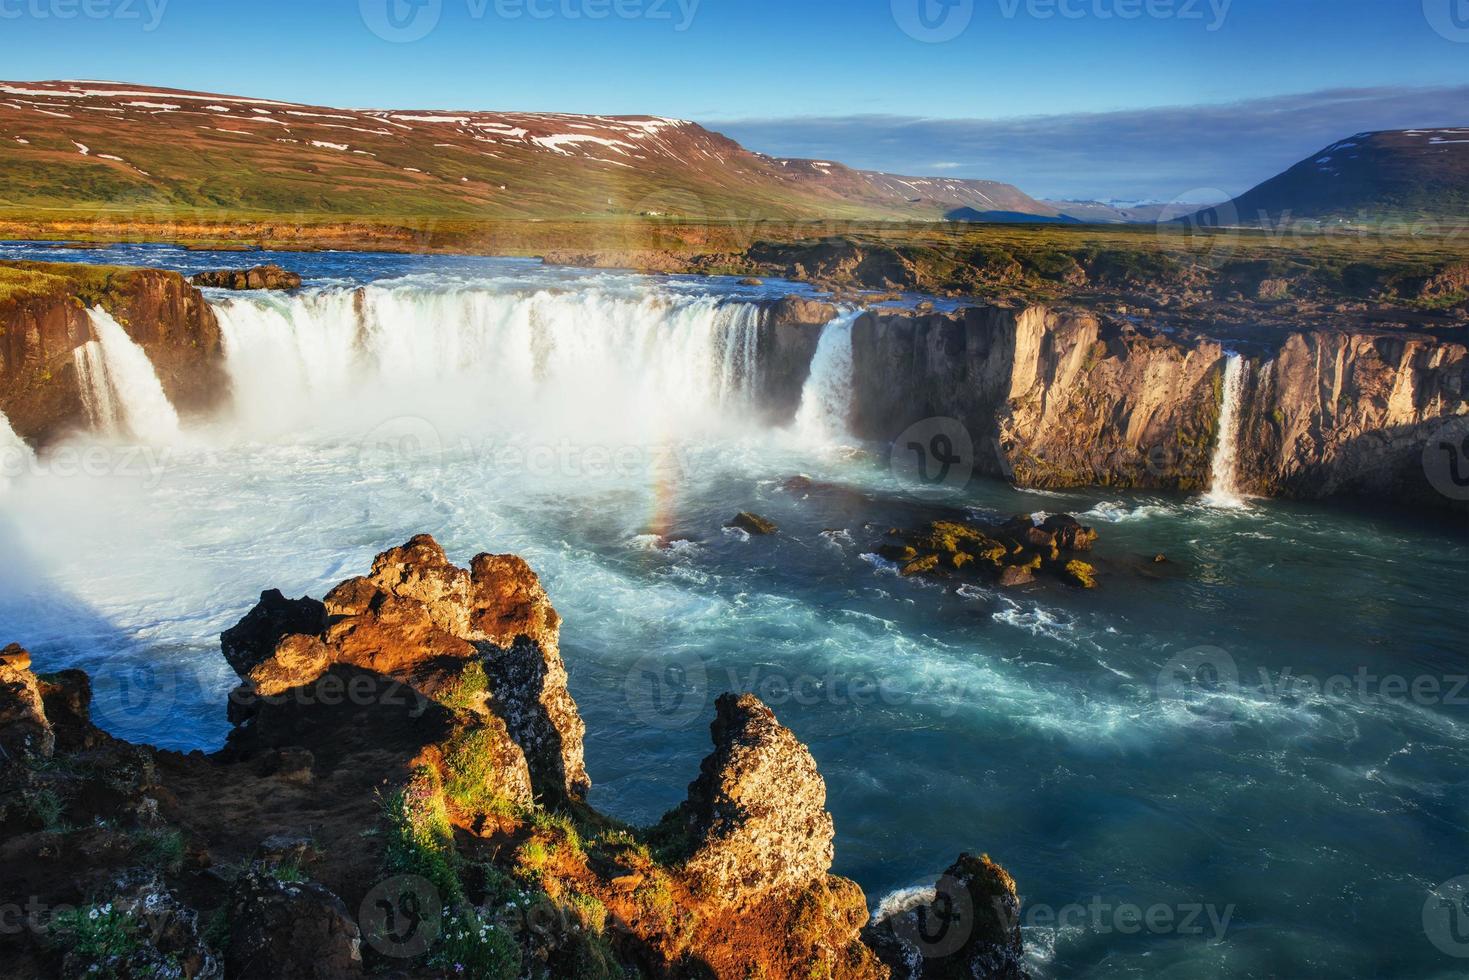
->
877;514;1102;589
864;854;1028;980
190;265;302;291
727;511;780;535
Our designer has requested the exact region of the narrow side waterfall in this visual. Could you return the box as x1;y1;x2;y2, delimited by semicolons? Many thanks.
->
210;286;770;440
1204;353;1249;508
73;308;182;442
794;311;860;443
0;410;34;490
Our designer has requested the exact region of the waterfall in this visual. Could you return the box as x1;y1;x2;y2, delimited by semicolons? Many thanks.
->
1204;353;1249;508
794;311;860;444
0;410;34;490
210;285;769;440
73;308;182;442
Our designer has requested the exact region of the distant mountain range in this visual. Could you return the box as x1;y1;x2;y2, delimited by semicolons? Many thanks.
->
1187;129;1469;228
0;80;1060;223
0;82;1463;230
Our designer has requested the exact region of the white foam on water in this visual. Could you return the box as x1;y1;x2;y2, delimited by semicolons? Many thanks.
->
870;884;937;924
74;308;181;442
992;596;1078;641
1080;499;1178;523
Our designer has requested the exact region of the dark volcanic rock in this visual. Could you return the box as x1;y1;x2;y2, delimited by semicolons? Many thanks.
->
2;536;1034;979
0;644;52;762
864;853;1028;980
1042;514;1098;552
221;590;329;677
191;264;302;291
727;512;779;535
227;869;362;979
224;535;583;804
880;516;1099;589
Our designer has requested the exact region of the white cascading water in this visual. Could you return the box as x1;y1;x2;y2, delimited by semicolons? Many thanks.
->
210;286;770;440
73;308;182;442
794;311;860;443
0;409;34;491
1204;353;1248;508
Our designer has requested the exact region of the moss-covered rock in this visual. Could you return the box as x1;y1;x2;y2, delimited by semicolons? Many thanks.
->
900;554;941;577
1060;560;1098;589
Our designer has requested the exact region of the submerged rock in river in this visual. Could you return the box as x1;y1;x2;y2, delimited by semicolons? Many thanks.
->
879;514;1100;589
191;264;302;291
727;511;779;535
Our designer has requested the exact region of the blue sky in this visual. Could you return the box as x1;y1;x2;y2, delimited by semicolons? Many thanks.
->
2;0;1464;198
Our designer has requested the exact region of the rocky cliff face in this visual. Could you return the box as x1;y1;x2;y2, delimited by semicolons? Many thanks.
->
0;536;1011;979
1235;331;1469;507
845;304;1469;510
0;262;226;445
851;306;1226;492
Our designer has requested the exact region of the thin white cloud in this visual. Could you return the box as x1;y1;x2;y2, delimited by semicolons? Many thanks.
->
711;86;1469;201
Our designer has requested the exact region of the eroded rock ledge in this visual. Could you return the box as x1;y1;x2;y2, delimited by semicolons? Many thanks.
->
0;535;1025;979
0;260;226;446
848;305;1469;512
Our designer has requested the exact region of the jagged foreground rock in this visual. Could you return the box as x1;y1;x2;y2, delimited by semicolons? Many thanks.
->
0;535;1025;979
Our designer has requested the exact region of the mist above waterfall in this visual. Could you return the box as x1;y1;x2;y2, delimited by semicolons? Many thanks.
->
0;410;33;491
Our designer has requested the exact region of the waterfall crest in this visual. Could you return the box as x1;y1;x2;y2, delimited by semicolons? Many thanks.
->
1204;353;1249;508
73;308;182;442
794;311;860;444
211;285;773;440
